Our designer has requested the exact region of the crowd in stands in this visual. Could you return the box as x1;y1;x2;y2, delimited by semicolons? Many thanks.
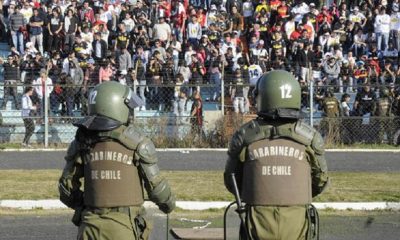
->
0;0;400;119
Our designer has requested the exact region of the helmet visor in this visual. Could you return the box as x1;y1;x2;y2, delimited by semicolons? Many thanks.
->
126;89;145;109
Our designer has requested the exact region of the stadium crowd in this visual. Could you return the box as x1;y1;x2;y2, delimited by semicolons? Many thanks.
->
0;0;399;119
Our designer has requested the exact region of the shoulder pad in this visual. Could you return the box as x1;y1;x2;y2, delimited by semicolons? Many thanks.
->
137;138;158;164
119;125;146;150
311;131;325;155
241;119;270;146
293;121;315;146
99;125;145;151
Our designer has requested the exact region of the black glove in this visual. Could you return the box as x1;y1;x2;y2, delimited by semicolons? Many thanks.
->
157;194;176;214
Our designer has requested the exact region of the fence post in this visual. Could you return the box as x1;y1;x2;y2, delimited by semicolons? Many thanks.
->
133;80;137;120
221;64;225;116
309;77;314;128
44;81;49;147
310;79;314;127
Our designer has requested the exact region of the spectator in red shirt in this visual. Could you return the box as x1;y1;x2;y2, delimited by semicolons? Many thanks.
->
79;1;95;23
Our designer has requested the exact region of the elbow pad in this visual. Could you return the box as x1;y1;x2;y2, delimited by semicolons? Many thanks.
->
149;179;176;214
141;163;160;185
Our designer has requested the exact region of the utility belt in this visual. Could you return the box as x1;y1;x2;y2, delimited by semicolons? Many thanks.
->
86;206;132;215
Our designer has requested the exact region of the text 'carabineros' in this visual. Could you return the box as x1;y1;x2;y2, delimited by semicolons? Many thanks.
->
86;151;134;165
249;146;305;161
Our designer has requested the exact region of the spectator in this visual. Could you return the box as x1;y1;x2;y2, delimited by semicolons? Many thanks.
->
349;6;366;27
186;14;201;49
380;61;396;84
353;28;367;57
384;42;399;69
375;7;391;51
339;60;354;93
114;23;130;52
390;4;400;50
118;47;132;73
152;38;167;61
92;32;107;61
353;84;377;116
341;93;352;117
296;42;314;83
153;16;171;44
176;59;191;83
174;73;188;124
20;1;33;24
230;68;246;114
9;5;25;54
190;89;204;140
47;8;63;53
208;49;224;101
79;1;95;23
21;86;36;147
147;50;163;110
84;58;99;88
133;46;148;108
190;53;205;86
64;9;79;53
29;8;44;55
122;12;135;34
323;56;341;87
1;55;21;110
33;69;53;118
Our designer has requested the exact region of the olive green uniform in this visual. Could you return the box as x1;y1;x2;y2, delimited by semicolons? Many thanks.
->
321;96;341;142
321;97;340;118
224;70;329;240
372;95;393;143
225;119;328;240
58;82;175;240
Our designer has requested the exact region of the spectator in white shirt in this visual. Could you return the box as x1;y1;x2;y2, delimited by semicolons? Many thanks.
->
122;12;135;33
390;9;400;50
348;7;366;26
33;69;53;117
375;7;391;51
152;16;172;44
284;16;296;39
291;2;310;24
186;14;202;49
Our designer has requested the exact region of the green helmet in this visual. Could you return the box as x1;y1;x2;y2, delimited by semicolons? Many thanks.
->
254;70;301;119
379;87;389;98
325;87;335;97
88;81;144;124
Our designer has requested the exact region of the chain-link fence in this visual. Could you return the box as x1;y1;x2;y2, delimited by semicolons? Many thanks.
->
1;79;400;147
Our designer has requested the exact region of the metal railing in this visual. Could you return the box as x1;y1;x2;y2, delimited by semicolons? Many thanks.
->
1;80;400;146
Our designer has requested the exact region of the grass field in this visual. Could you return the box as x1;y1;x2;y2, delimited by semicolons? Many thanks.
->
0;170;399;202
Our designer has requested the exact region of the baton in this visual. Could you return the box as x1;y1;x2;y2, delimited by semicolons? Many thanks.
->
231;173;251;239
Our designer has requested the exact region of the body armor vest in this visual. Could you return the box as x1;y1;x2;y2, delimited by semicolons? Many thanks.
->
83;141;144;208
376;98;390;116
242;138;312;205
323;97;339;117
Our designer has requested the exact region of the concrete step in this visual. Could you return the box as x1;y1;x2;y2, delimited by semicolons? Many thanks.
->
0;124;76;144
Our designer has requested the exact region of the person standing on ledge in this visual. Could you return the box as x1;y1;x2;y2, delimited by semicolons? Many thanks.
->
21;86;36;147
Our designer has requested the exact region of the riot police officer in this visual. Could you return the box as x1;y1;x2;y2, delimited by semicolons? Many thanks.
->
59;81;175;240
321;88;341;142
373;87;393;143
224;70;329;240
321;88;341;118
